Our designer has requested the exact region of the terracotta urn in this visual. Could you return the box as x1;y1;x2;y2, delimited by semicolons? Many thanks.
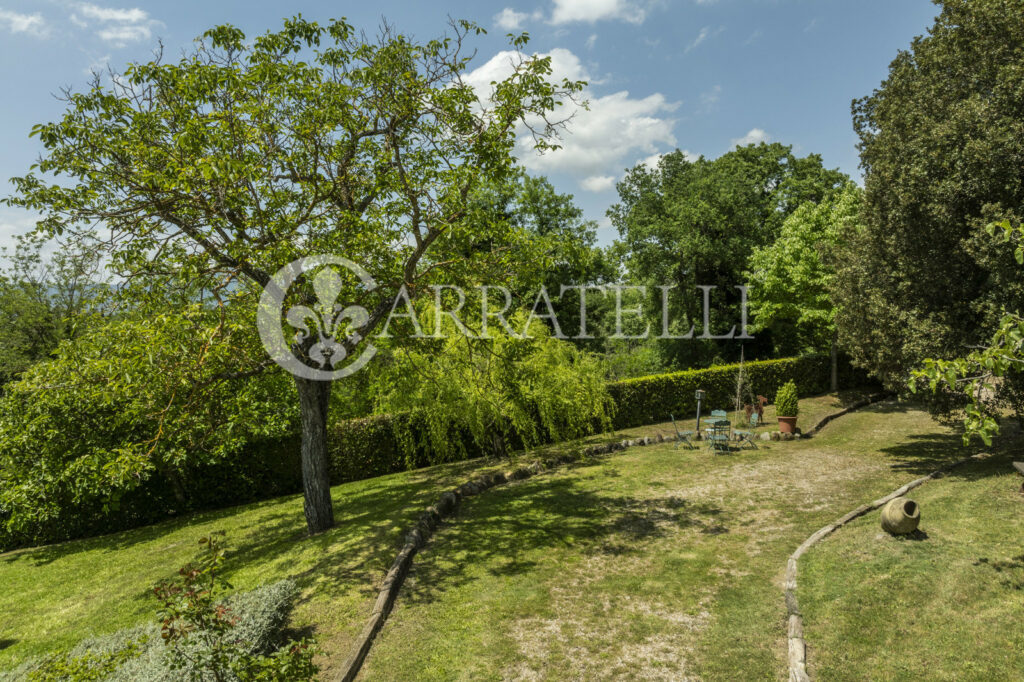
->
881;497;920;535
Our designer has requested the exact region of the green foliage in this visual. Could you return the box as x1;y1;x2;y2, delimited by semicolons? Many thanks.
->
774;380;799;418
747;184;862;356
21;640;146;682
0;234;104;382
836;0;1024;392
912;220;1024;444
153;533;316;682
0;566;312;682
2;14;587;533
607;355;836;429
610;143;848;367
0;305;296;547
375;312;615;459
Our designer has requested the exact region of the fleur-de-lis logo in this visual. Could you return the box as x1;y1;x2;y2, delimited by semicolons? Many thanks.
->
258;255;378;380
284;267;371;368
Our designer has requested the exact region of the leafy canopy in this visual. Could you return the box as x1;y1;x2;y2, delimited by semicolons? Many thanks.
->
747;183;861;356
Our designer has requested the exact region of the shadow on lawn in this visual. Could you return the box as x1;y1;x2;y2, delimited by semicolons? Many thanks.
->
0;456;515;630
399;467;728;605
878;411;1023;481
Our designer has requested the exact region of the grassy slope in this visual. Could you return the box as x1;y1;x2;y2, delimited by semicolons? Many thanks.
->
0;392;792;675
0;456;494;675
800;453;1024;680
358;397;1024;681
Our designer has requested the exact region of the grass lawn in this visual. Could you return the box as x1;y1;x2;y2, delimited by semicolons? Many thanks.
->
0;455;498;676
800;452;1024;680
3;390;1021;680
358;397;1024;680
0;392;805;676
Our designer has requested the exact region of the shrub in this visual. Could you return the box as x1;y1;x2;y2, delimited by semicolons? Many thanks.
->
0;353;874;550
775;380;799;417
0;538;315;682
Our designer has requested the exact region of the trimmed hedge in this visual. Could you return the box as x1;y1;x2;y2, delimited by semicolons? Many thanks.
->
322;353;868;481
607;355;839;430
0;354;871;550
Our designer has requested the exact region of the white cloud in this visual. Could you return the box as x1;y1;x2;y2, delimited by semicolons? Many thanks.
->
685;25;724;53
464;48;678;180
494;8;541;30
0;9;48;37
581;175;615;192
699;84;721;111
74;3;156;47
463;47;590;94
522;89;677;175
97;23;149;44
78;3;147;23
550;0;647;25
585;33;597;49
731;128;770;147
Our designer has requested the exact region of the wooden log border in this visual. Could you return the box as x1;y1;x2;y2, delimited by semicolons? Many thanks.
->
801;392;891;437
784;449;990;681
336;433;667;681
336;391;891;681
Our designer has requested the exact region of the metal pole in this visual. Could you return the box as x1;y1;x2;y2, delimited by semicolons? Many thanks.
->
695;396;703;440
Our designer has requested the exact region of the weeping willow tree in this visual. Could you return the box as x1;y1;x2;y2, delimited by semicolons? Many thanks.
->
374;309;614;461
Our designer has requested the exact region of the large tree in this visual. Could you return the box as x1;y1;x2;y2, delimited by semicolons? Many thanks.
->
835;0;1024;390
610;143;847;368
5;18;584;534
747;183;862;389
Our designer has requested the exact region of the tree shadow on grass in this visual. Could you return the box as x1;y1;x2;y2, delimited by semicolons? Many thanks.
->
0;455;494;569
879;418;1024;481
398;472;728;606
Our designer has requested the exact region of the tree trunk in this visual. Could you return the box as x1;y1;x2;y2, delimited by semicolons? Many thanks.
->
830;334;839;393
295;376;335;535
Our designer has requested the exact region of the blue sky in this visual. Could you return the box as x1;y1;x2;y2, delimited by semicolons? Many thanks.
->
0;0;941;246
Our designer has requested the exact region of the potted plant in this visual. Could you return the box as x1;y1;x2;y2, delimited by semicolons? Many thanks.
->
775;380;799;434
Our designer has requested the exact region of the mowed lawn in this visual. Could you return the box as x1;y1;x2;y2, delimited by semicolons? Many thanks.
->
0;455;499;676
3;391;1021;680
0;394;840;675
358;399;1024;680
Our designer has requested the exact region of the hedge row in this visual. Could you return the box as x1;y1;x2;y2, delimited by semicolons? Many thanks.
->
319;353;868;484
1;354;869;549
607;354;858;429
135;353;870;503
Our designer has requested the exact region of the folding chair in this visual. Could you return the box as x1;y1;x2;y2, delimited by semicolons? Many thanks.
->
733;412;759;450
670;414;696;449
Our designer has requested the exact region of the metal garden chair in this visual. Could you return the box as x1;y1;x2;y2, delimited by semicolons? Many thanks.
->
733;412;759;450
670;414;696;449
706;419;731;454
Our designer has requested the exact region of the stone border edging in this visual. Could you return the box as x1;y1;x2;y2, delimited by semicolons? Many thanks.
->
802;392;891;438
336;432;668;681
784;450;989;682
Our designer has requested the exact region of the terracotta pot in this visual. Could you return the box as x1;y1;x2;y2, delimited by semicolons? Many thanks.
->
778;416;797;433
881;497;920;535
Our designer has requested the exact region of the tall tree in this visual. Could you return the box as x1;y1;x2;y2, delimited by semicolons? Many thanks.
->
4;18;584;534
835;0;1024;390
747;183;862;389
610;143;847;368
